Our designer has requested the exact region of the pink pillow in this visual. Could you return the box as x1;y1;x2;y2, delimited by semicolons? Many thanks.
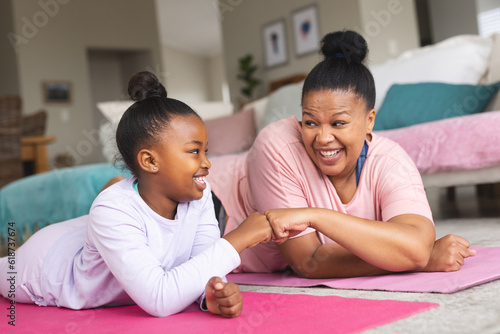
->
375;111;500;174
204;108;257;156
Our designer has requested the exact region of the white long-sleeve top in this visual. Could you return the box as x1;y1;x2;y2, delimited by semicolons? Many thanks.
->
39;177;240;317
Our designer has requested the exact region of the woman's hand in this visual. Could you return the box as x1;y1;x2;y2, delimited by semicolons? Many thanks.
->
422;234;477;272
205;277;243;318
223;212;272;253
264;208;312;244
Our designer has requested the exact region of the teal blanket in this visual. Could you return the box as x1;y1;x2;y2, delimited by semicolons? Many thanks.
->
0;163;130;242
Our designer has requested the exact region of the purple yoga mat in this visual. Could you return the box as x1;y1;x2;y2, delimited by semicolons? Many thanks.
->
228;246;500;293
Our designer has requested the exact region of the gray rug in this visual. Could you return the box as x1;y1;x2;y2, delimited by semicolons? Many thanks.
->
239;218;500;333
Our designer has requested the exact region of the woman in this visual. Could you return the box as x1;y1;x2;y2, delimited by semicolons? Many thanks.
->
209;30;475;277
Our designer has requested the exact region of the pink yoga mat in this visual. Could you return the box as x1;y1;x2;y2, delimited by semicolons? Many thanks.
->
228;246;500;293
0;291;436;334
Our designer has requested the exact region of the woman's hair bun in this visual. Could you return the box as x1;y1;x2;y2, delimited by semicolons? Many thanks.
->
127;71;167;102
320;30;368;64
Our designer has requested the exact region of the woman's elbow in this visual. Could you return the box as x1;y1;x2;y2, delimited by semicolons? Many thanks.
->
409;254;431;271
288;259;325;279
393;230;435;272
293;267;317;279
404;244;434;272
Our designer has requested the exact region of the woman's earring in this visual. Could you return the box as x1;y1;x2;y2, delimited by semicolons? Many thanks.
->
153;166;157;170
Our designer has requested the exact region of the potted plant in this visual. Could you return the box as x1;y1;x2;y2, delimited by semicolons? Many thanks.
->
237;54;261;104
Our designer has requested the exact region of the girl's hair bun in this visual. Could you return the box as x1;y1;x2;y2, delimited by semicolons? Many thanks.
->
127;71;167;102
320;30;368;64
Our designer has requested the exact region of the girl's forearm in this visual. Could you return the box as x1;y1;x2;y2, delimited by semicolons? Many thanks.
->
223;212;272;254
223;230;248;254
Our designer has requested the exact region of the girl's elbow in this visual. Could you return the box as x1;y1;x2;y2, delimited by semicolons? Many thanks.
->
143;305;178;318
147;309;172;318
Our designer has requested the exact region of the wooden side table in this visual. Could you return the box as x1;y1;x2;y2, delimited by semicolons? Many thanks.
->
21;136;56;174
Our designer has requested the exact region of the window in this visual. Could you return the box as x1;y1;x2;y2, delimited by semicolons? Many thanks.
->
478;7;500;37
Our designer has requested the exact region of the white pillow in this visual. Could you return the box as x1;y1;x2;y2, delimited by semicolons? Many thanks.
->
261;81;304;131
99;121;118;163
97;100;234;162
189;101;234;120
97;100;234;123
486;32;500;84
97;101;133;124
242;96;269;131
96;101;133;162
370;35;493;111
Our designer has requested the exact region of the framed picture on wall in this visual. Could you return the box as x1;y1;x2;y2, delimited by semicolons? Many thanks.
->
42;81;72;104
292;4;320;56
262;19;288;68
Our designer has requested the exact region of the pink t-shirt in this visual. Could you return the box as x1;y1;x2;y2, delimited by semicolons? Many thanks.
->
208;116;433;273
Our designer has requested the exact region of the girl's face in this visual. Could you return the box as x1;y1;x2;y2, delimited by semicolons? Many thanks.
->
154;114;211;203
301;90;375;186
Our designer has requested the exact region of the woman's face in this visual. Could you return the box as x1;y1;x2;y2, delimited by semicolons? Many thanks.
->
153;114;211;203
301;90;375;186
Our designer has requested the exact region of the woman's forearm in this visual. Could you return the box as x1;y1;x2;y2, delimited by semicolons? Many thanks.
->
290;242;390;278
308;208;435;272
274;208;473;278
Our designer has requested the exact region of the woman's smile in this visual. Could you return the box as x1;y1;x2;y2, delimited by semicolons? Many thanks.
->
317;147;343;164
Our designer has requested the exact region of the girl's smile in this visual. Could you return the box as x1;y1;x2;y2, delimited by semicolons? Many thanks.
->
193;172;208;191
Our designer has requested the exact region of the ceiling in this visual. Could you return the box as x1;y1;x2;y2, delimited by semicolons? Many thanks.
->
155;0;223;56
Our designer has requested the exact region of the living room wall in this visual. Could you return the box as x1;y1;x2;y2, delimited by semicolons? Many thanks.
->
0;0;20;96
221;0;420;105
162;44;211;103
427;0;479;43
9;0;162;165
161;45;226;104
427;0;500;42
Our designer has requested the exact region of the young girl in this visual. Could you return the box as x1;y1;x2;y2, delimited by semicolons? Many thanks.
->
0;71;272;317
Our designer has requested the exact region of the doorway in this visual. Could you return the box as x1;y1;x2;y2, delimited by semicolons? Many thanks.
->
87;49;153;161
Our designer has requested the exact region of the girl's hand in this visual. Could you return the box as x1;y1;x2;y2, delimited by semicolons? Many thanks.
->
205;277;243;318
223;212;272;253
422;234;477;272
264;208;312;244
240;212;273;248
